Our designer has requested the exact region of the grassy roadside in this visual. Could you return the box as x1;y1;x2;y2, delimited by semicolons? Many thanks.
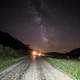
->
0;45;24;72
47;58;80;80
0;57;21;72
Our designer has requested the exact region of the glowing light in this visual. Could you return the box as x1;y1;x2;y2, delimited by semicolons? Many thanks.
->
32;51;37;60
32;51;37;56
38;53;41;56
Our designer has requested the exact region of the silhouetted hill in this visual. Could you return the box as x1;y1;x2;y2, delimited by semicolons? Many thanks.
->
46;52;62;56
45;52;66;58
0;30;27;50
46;48;80;59
67;48;80;59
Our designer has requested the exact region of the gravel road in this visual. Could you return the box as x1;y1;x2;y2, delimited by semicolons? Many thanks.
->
0;57;31;80
0;57;73;80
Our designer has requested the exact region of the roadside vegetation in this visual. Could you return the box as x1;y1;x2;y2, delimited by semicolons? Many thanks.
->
0;45;24;72
47;58;80;80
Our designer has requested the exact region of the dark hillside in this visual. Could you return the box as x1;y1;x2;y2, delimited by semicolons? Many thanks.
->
46;48;80;59
0;30;27;50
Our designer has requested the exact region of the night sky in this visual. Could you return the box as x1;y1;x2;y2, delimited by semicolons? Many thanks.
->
0;0;80;52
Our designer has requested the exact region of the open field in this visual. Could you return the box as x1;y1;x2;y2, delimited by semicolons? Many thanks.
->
47;58;80;80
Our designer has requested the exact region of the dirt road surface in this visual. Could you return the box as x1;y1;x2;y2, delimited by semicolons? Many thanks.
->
0;57;73;80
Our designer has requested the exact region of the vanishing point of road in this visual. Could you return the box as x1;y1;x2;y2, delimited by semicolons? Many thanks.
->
0;56;73;80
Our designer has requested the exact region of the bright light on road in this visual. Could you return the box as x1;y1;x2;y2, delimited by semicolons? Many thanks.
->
38;53;41;56
32;51;37;56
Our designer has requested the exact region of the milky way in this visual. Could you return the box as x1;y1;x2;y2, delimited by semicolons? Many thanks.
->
28;0;49;50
